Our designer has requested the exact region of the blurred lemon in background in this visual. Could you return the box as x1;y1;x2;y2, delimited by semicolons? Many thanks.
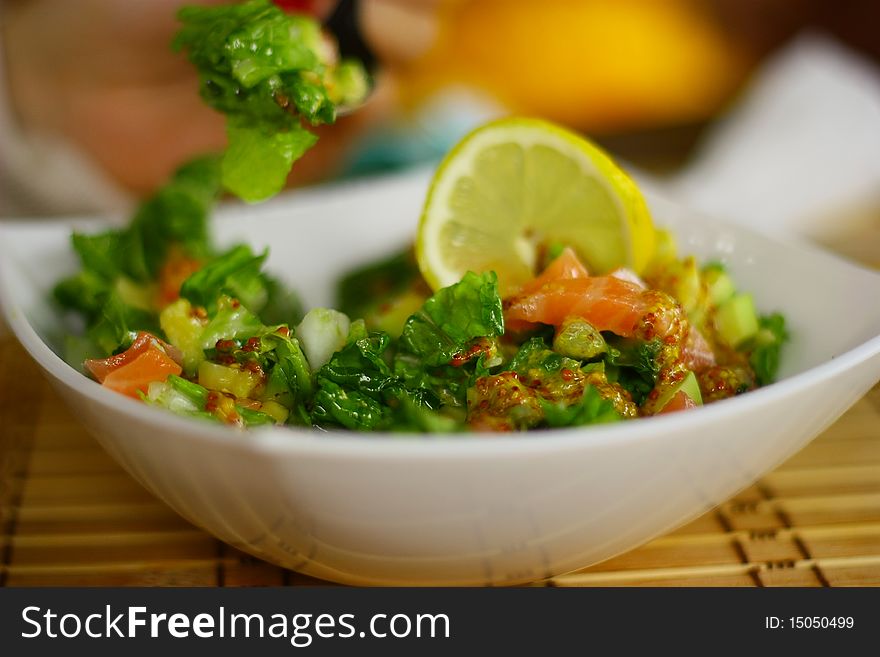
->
394;0;751;134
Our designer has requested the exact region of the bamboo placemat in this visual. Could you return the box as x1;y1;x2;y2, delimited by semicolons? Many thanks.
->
2;338;879;587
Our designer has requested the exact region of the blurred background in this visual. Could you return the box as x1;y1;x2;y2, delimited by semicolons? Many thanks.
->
2;0;879;262
354;0;880;171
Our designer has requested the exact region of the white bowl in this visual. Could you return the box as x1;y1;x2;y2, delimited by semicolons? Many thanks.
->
2;169;880;586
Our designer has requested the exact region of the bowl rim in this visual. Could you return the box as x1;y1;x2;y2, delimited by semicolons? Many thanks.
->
2;198;880;460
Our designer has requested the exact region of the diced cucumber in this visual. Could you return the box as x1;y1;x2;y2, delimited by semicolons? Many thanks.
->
552;317;607;360
680;371;703;405
198;361;261;398
715;293;759;348
703;266;736;306
655;370;703;411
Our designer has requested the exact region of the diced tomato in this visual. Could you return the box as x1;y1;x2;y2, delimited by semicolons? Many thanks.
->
101;348;182;398
505;276;651;336
519;247;589;296
85;332;182;383
657;390;698;414
682;326;716;372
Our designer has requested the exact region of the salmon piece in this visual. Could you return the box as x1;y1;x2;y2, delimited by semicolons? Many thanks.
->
682;326;716;372
519;247;589;296
85;332;182;382
101;348;182;398
86;332;166;382
506;248;686;342
506;277;662;338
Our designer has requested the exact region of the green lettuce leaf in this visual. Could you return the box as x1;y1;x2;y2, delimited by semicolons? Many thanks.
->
399;271;504;367
221;119;318;202
198;295;268;349
180;245;266;312
316;332;399;400
55;155;219;333
393;352;474;408
86;294;160;355
268;336;313;424
123;155;220;281
174;1;324;122
53;270;111;318
70;231;127;280
311;380;389;431
604;337;662;405
312;333;403;429
311;331;451;431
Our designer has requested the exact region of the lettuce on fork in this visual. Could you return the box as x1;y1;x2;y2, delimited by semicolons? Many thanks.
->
173;0;369;201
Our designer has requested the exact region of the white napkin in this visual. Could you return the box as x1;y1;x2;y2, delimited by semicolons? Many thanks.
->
671;34;880;241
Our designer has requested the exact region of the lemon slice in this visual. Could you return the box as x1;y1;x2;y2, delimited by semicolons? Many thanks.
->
417;117;655;296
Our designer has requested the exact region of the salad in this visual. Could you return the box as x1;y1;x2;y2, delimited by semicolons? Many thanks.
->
51;2;788;434
53;150;788;433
